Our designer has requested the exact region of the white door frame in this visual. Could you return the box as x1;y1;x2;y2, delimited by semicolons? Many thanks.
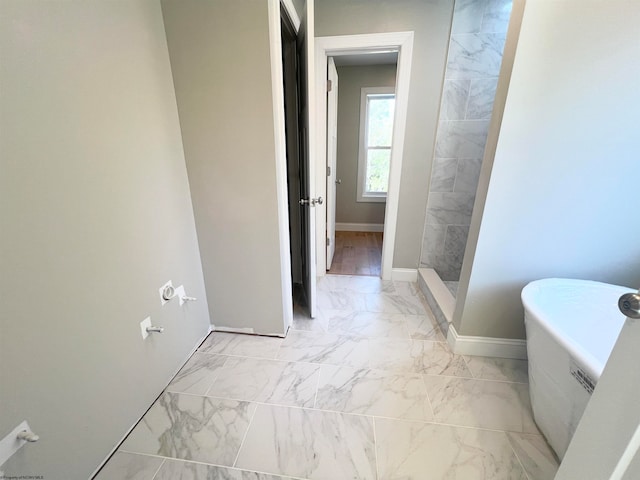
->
314;32;414;281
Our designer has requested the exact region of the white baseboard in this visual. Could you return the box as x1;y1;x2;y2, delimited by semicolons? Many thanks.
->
391;268;418;282
335;222;384;232
447;323;528;360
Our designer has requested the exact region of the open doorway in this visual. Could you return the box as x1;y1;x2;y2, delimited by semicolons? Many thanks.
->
315;32;414;283
325;53;398;276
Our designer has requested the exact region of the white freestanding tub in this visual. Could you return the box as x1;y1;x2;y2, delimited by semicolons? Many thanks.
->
521;278;635;460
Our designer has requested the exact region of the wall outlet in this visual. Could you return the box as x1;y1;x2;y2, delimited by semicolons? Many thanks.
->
140;316;152;340
158;280;174;306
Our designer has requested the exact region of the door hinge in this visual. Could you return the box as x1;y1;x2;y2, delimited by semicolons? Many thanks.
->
327;166;331;177
327;79;332;92
326;237;330;246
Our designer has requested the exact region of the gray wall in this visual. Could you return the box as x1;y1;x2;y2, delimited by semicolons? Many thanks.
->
161;0;290;335
335;64;396;225
454;0;640;339
316;0;455;268
420;0;512;281
0;1;210;478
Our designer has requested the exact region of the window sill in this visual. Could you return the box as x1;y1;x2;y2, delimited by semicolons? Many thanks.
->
356;195;387;203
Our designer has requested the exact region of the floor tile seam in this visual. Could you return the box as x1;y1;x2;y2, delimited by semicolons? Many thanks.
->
423;372;529;385
117;450;311;480
418;371;437;422
232;401;259;468
150;457;166;480
202;354;233;397
366;416;538;436
198;351;284;362
287;327;448;346
504;431;534;480
372;414;381;480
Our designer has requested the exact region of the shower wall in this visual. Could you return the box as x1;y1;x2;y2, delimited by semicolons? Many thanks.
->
420;0;512;280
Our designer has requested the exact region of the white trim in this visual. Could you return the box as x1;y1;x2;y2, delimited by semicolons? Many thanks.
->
447;323;528;360
357;86;395;203
280;0;300;32
267;0;293;331
315;31;414;281
335;222;384;232
391;268;418;282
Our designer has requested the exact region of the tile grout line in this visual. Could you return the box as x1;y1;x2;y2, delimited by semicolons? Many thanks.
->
372;416;381;480
312;365;323;409
149;457;165;480
505;432;534;480
232;403;259;468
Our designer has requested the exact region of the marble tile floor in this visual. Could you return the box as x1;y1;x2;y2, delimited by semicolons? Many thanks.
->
96;275;559;480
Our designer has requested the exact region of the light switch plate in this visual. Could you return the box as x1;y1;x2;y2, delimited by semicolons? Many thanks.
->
140;316;151;340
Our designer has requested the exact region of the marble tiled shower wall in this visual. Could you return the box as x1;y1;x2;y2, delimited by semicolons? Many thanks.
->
420;0;512;280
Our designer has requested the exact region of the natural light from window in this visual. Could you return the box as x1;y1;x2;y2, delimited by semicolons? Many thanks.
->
358;87;395;202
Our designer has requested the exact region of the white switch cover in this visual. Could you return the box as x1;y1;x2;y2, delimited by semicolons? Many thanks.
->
158;280;173;306
140;316;152;340
175;285;186;306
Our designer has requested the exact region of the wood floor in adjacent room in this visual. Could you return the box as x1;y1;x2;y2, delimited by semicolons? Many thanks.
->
327;231;383;276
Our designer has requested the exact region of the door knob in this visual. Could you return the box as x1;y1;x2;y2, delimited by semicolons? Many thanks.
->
619;293;640;319
336;179;342;185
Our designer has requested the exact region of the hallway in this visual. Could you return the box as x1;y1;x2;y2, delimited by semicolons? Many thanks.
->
327;231;383;276
96;276;558;479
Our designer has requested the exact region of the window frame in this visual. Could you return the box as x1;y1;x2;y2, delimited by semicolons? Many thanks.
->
356;86;396;203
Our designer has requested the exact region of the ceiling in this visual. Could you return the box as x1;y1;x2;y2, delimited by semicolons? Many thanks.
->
332;51;398;67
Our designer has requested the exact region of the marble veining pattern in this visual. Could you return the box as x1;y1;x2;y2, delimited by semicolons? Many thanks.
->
155;459;297;480
424;376;538;433
199;332;282;359
166;352;228;395
121;392;256;466
101;276;551;480
235;404;376;480
315;365;433;421
206;356;320;407
375;418;527;479
94;452;164;480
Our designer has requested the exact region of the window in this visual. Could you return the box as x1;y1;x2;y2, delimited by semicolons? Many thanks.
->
357;87;395;202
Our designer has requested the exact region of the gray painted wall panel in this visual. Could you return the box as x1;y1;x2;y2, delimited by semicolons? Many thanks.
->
0;1;210;477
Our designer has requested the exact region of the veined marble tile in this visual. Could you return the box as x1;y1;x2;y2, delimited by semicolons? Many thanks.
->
425;191;476;226
440;79;470;121
408;340;471;376
326;310;411;339
317;289;367;311
349;275;395;294
235;405;376;480
392;281;421;297
507;433;559;480
375;418;527;479
482;0;513;33
467;77;499;119
444;225;470;258
405;314;446;341
166;353;228;395
430;157;458;193
421;223;446;261
277;330;368;368
364;293;426;315
95;452;164;480
455;157;483;193
443;281;460;298
435;119;490;159
446;33;507;79
451;0;487;34
206;356;319;407
121;392;256;466
155;459;295;480
291;303;328;333
464;356;529;383
199;332;282;359
424;376;538;433
317;274;351;292
315;365;433;421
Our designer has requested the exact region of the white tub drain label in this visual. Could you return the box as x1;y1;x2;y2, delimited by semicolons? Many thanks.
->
570;361;596;394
